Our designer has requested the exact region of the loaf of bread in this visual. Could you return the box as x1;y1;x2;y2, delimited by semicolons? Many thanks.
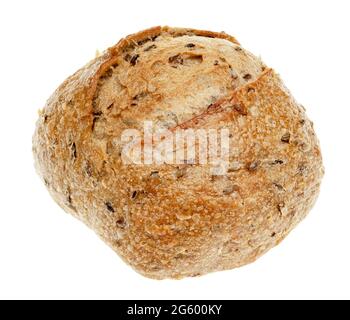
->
33;26;324;279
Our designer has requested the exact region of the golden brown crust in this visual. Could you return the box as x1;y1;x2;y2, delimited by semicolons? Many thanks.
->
33;27;324;279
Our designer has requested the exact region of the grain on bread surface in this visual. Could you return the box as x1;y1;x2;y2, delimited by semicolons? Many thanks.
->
33;26;324;279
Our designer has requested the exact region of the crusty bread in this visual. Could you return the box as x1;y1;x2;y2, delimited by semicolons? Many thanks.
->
33;26;324;279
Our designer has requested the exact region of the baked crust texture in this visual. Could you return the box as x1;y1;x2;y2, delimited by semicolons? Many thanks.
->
33;26;324;279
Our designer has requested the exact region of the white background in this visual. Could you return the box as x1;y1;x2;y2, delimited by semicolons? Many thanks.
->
0;0;349;300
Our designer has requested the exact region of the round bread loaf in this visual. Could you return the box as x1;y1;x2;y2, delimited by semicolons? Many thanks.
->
33;26;324;279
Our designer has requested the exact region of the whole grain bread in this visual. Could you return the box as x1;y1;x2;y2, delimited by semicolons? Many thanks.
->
33;26;324;279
